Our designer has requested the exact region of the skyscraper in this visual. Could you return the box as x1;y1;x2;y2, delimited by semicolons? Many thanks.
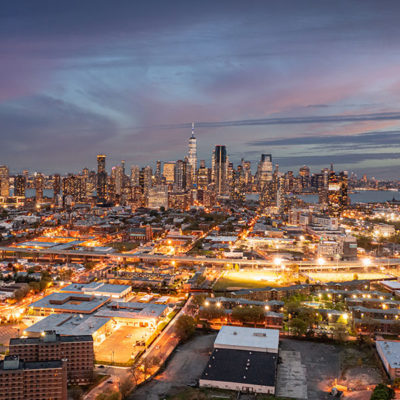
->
53;174;61;199
256;154;273;191
187;122;197;185
35;173;44;204
212;145;228;195
96;154;107;202
163;162;176;185
14;175;26;198
0;166;9;198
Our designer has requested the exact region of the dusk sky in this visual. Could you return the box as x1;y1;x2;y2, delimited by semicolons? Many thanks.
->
2;0;400;178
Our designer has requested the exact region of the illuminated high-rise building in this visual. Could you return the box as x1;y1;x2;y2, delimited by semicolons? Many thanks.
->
0;166;9;198
155;160;162;185
96;154;107;202
212;145;228;195
14;175;26;198
130;165;140;187
187;122;197;185
256;154;273;191
35;173;44;203
53;174;61;198
163;162;176;185
197;160;210;190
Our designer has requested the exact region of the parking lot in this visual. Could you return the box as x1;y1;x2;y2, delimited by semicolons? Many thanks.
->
95;325;151;363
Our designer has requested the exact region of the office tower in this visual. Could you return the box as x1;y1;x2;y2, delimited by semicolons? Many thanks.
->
197;160;210;190
299;165;310;189
256;154;273;191
187;122;197;184
34;173;44;203
130;165;140;187
113;164;124;196
174;160;187;191
328;170;349;216
212;145;228;195
0;166;9;198
96;154;107;202
163;161;176;185
155;160;162;184
0;355;67;400
9;332;94;385
241;159;252;189
53;174;61;199
317;168;329;205
148;185;169;209
62;175;84;203
231;165;245;202
14;175;26;198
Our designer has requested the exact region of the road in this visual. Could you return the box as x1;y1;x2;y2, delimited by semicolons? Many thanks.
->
84;297;193;400
1;246;399;270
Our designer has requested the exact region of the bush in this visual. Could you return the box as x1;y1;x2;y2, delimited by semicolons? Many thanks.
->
175;315;196;341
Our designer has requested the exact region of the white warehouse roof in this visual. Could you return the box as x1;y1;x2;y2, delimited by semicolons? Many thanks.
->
214;326;279;353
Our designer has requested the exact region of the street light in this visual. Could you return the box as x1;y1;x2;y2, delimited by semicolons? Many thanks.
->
362;258;371;267
317;257;325;267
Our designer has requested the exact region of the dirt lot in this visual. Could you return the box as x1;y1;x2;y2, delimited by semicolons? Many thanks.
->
280;339;383;400
130;333;217;400
95;325;151;363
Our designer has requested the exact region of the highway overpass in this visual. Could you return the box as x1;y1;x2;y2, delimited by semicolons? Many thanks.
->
0;246;399;271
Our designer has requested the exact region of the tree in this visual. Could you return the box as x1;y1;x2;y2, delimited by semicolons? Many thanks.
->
199;305;226;321
332;324;348;342
370;384;394;400
231;306;265;325
175;315;196;341
96;391;122;400
119;377;134;399
69;386;83;400
288;318;308;336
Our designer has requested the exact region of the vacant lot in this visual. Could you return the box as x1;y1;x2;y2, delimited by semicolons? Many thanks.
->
130;333;216;400
95;325;150;363
306;271;392;283
280;339;383;400
213;269;283;290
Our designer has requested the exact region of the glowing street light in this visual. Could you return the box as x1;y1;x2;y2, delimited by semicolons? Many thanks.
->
362;258;371;267
317;257;325;266
273;257;283;267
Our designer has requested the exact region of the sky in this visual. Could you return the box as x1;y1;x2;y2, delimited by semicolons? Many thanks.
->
2;0;400;178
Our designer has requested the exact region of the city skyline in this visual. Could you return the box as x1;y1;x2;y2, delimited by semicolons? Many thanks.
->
2;1;400;177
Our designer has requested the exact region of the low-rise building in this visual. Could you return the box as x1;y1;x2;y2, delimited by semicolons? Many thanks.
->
200;326;279;394
376;340;400;379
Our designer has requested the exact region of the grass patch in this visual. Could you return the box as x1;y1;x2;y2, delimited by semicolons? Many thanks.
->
213;270;284;290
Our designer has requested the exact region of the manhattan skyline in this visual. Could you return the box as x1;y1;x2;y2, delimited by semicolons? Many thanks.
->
2;1;400;177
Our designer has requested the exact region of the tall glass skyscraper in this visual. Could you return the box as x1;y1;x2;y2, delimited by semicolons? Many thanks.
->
187;122;197;185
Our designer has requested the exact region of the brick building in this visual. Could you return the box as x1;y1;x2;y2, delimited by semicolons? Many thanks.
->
0;355;67;400
9;331;94;385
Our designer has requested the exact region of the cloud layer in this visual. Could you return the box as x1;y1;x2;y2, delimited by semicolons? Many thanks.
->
2;1;400;178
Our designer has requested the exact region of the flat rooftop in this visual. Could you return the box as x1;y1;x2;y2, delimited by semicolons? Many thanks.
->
377;340;400;369
29;292;110;313
200;348;277;388
381;281;400;290
61;282;131;295
95;301;168;319
23;313;111;336
214;326;279;353
10;334;93;345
